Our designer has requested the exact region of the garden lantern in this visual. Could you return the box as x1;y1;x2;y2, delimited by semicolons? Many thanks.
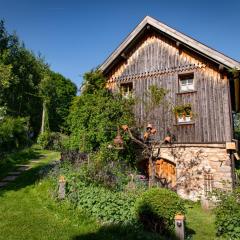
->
121;124;129;132
150;128;157;134
113;127;124;149
146;123;153;130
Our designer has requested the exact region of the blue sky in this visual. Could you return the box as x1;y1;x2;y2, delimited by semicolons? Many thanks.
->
0;0;239;88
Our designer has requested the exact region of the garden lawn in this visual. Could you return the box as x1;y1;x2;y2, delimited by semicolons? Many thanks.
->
185;202;221;240
0;145;42;179
0;147;98;240
0;146;219;240
0;147;161;240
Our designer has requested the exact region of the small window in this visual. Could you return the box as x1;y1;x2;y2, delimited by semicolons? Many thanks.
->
179;73;194;92
120;82;133;99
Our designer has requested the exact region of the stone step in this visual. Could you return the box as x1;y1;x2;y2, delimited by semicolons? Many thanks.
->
0;182;8;187
8;171;21;175
2;175;18;181
30;159;40;163
17;165;31;172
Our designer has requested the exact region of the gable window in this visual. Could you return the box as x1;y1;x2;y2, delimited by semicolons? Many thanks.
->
120;82;133;99
179;73;194;92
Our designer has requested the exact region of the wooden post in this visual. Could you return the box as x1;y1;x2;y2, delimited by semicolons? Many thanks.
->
175;214;185;240
58;176;66;200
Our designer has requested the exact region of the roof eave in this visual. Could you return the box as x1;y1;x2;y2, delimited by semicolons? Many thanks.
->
99;16;240;73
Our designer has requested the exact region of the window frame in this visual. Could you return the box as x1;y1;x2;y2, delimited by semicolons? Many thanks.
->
178;73;195;93
120;82;133;99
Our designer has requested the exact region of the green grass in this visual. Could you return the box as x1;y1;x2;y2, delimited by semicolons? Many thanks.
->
0;147;97;240
0;145;44;179
185;202;220;240
0;147;161;240
0;146;219;240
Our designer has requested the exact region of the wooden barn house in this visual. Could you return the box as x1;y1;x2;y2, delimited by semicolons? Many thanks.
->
99;16;240;201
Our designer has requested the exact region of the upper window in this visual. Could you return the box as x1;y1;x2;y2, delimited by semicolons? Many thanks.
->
120;82;133;99
179;73;194;92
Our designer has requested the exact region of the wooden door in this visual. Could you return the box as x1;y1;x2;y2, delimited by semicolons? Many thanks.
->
149;159;176;188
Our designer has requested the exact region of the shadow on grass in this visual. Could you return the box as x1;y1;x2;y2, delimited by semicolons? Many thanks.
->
72;223;196;240
0;146;44;179
0;158;58;196
185;225;196;239
72;223;164;240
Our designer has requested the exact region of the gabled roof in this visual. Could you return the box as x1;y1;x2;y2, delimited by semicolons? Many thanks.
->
99;16;240;73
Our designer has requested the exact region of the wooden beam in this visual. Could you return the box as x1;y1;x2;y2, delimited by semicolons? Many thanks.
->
219;64;224;72
120;52;127;60
146;25;151;30
234;76;240;112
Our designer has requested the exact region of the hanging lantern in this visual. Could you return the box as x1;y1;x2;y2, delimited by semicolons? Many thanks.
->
164;136;171;143
150;128;157;134
121;125;129;132
144;131;149;140
113;127;124;149
146;123;153;130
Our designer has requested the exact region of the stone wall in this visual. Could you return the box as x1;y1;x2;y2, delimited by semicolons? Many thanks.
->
155;144;234;201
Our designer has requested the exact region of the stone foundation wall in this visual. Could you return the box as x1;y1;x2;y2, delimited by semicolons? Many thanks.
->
156;144;234;201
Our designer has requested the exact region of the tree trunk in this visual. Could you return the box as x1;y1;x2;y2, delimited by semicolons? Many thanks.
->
41;100;49;133
40;101;46;134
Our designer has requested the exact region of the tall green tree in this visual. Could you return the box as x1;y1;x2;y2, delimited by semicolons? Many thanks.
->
0;20;77;136
67;70;135;155
48;72;77;132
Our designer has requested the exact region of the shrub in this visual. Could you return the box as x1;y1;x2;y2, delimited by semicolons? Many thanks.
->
50;162;145;225
66;70;136;166
37;131;50;149
37;131;66;150
60;144;132;191
66;178;138;224
214;188;240;239
0;116;29;154
60;149;88;165
136;188;185;234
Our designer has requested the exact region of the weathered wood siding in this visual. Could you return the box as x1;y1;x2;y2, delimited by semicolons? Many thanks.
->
106;33;232;143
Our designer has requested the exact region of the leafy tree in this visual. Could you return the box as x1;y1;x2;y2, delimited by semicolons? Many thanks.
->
48;72;77;132
0;19;77;137
81;69;106;94
66;70;135;163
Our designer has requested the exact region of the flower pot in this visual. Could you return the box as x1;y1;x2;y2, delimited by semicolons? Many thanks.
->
178;116;184;123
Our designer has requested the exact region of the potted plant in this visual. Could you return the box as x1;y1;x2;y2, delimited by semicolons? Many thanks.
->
184;104;192;122
173;104;192;123
173;105;185;123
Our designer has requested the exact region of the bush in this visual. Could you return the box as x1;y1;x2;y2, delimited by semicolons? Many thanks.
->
66;70;136;166
60;144;132;191
136;188;185;234
66;178;138;224
37;131;66;150
49;161;144;225
0;116;29;154
214;188;240;239
60;149;88;165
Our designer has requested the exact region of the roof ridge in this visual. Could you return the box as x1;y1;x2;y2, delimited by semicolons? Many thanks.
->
99;16;240;72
